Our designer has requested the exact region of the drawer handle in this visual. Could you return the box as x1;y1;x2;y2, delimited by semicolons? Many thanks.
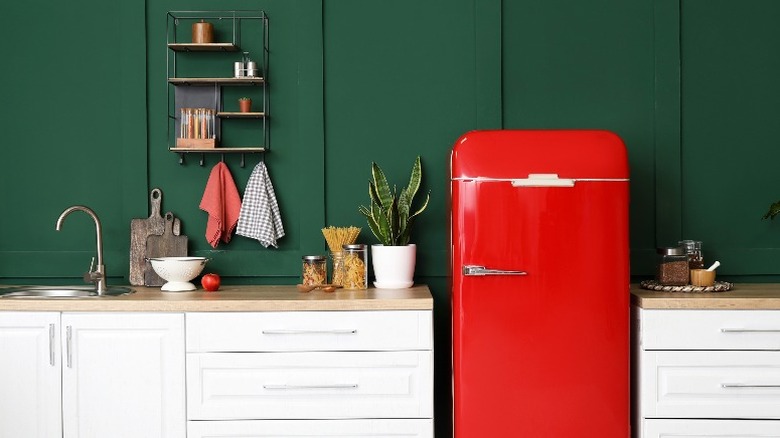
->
721;328;780;333
722;383;780;388
261;329;358;335
263;383;358;390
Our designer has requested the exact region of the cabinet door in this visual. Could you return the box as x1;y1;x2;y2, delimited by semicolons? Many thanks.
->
188;419;434;438
0;312;61;438
62;312;185;438
644;419;780;437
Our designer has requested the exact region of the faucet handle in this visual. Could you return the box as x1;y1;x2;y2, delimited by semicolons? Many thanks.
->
83;257;98;283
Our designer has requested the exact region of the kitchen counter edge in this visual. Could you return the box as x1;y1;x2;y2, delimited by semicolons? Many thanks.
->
631;283;780;310
0;284;433;312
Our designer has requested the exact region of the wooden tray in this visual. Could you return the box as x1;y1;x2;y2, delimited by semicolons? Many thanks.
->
640;280;734;293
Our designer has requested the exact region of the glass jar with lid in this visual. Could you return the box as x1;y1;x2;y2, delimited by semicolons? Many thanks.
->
656;246;689;285
342;244;367;290
677;239;704;270
301;255;327;286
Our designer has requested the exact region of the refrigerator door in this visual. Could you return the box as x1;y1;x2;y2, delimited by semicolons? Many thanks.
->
451;130;630;437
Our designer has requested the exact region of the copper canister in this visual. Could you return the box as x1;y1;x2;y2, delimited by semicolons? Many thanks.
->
192;20;213;44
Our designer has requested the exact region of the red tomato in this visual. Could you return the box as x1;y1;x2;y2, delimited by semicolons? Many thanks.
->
201;273;221;291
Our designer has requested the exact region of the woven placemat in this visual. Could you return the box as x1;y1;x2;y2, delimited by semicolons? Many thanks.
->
640;279;734;293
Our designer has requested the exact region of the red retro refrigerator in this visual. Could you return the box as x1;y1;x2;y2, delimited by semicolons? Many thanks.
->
451;130;630;437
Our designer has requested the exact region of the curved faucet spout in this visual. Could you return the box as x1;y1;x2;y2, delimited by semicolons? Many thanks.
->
56;205;107;294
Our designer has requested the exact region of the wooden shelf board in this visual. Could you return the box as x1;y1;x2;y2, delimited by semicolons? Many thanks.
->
168;43;239;52
217;112;266;119
170;147;266;153
168;77;265;85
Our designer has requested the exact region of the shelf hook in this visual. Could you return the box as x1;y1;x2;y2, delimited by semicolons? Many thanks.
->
178;153;185;165
240;153;246;168
221;153;225;163
199;153;205;167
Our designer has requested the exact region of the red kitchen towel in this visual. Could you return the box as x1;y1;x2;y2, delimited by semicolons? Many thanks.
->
199;162;242;248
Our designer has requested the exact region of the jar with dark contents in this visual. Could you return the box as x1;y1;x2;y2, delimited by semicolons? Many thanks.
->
301;255;327;286
656;247;689;285
678;240;704;270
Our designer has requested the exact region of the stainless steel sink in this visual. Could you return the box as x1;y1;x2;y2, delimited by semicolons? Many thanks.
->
0;285;134;298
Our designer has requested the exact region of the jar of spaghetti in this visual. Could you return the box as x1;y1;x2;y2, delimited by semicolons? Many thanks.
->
301;255;326;286
342;244;367;289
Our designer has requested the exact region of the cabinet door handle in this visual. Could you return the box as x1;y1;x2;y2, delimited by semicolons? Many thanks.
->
261;329;358;335
48;324;55;367
263;383;358;390
720;328;780;333
722;383;780;388
66;325;72;368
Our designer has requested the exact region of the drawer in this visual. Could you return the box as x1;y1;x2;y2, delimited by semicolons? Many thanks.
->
186;311;432;352
187;419;433;438
186;351;433;420
640;350;780;419
640;309;780;350
643;419;780;437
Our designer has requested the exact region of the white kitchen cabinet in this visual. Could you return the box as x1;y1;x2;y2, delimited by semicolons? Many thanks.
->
188;419;434;438
62;312;185;438
185;310;434;435
0;312;61;438
634;306;780;437
644;419;780;437
0;311;185;438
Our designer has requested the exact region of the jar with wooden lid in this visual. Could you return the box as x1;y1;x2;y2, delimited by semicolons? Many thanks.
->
656;247;689;285
342;244;367;290
301;255;326;286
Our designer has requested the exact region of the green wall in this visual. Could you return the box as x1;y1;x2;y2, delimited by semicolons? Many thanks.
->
3;0;780;435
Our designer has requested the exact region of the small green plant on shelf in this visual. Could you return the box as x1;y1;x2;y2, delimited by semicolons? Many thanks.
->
238;97;252;113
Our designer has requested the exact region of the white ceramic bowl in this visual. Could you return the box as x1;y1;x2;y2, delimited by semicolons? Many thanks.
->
147;257;208;291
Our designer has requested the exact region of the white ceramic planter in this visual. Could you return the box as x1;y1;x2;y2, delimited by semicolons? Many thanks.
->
370;244;416;289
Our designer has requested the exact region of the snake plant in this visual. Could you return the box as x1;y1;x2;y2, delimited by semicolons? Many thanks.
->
358;156;430;246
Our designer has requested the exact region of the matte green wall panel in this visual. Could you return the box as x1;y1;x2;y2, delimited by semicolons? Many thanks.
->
681;0;780;275
502;0;659;273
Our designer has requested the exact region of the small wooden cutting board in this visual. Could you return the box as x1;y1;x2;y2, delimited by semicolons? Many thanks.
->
129;189;181;285
144;212;189;287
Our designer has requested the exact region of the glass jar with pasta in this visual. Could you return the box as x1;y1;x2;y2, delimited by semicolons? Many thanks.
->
301;255;327;286
341;244;367;289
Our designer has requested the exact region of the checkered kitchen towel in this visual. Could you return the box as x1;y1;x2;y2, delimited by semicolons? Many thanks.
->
236;162;285;247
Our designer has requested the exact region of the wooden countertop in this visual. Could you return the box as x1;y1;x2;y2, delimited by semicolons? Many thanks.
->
0;284;433;312
631;283;780;310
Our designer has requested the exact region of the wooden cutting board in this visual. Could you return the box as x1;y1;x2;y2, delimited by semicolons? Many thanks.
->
129;189;181;285
144;212;189;287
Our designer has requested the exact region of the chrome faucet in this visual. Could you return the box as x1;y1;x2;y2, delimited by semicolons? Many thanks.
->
56;206;108;294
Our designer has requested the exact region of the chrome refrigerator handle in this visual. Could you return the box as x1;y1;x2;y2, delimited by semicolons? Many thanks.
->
463;265;527;276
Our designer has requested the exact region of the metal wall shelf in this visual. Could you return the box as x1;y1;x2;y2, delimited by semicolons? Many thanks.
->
168;43;239;52
166;10;269;164
168;77;265;85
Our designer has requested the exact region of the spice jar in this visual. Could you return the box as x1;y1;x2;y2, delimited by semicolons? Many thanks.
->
678;240;704;270
301;255;326;286
656;246;689;286
342;244;367;290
